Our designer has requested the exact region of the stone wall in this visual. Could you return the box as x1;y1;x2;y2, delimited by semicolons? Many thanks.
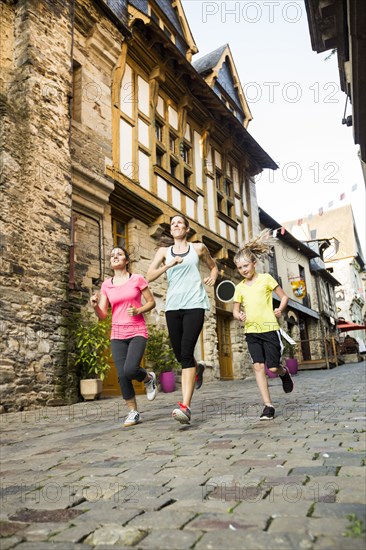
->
0;0;264;412
1;0;73;412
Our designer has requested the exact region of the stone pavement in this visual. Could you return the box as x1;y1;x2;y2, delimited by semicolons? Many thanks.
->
1;361;365;550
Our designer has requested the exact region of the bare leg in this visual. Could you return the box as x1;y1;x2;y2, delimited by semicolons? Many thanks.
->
125;397;138;411
253;363;272;405
272;365;286;376
181;366;196;408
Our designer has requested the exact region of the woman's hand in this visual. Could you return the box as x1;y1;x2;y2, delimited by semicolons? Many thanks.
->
127;305;139;316
90;292;99;308
203;276;216;287
169;256;183;267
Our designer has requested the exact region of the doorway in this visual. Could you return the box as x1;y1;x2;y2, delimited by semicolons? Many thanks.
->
298;314;311;360
217;313;233;379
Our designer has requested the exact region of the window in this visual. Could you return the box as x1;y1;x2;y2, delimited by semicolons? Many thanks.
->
268;252;279;282
216;171;222;190
112;219;128;249
117;62;154;181
156;148;164;167
217;193;223;212
184;169;191;187
224;178;232;198
226;201;233;218
181;143;191;165
169;133;176;153
299;265;311;308
170;158;178;178
155;120;163;142
72;61;82;122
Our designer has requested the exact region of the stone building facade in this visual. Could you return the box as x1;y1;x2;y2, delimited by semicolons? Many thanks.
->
1;0;277;411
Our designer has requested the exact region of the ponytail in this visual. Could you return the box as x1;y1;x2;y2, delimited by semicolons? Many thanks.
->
234;229;276;263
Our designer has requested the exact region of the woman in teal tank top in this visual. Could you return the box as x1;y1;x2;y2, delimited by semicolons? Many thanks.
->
147;215;218;424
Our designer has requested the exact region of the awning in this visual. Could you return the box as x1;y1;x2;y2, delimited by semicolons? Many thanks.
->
337;320;366;332
273;295;320;320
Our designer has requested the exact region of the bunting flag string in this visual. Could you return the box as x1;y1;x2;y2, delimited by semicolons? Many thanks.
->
269;183;360;236
294;183;359;226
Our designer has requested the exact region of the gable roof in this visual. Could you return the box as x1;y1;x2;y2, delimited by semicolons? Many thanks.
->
193;44;252;128
193;44;227;75
129;0;197;58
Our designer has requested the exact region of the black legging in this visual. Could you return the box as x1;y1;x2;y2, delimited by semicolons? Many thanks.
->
110;336;147;400
165;308;205;369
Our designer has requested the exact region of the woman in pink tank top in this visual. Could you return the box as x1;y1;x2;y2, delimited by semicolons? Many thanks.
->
90;247;156;427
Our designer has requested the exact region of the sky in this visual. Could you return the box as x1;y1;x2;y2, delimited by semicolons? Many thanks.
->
181;0;365;256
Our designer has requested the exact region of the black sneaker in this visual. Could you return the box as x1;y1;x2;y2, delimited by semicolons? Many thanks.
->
279;367;294;393
195;361;205;390
260;406;275;420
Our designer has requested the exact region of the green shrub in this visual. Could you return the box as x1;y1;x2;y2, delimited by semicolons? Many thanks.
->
73;313;112;380
145;325;180;376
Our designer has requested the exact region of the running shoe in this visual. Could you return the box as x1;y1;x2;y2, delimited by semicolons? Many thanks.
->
124;410;141;427
172;402;191;424
279;367;294;393
144;372;157;401
260;406;275;420
195;361;206;390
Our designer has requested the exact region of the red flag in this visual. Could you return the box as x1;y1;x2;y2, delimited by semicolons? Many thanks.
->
340;192;345;200
280;226;285;235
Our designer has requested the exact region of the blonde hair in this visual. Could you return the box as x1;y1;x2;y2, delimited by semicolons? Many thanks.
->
234;229;277;263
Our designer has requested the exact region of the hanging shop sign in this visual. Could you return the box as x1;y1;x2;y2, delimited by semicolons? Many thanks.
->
291;280;307;298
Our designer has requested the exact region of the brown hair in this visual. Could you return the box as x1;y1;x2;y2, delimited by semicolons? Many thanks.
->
170;214;189;228
234;229;276;264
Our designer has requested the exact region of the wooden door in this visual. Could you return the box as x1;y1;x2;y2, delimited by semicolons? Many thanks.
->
217;313;233;379
102;358;145;397
298;314;311;361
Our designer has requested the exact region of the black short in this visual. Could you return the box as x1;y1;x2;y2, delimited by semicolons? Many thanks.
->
246;331;283;368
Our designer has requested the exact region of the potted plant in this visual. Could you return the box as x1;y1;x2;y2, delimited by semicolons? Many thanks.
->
73;312;112;400
145;325;179;392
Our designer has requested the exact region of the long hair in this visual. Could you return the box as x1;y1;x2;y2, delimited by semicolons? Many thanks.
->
234;229;277;264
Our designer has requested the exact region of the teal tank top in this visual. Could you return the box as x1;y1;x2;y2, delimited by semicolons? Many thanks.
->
165;245;210;312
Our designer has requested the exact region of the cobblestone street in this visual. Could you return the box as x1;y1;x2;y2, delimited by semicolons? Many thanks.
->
1;361;365;549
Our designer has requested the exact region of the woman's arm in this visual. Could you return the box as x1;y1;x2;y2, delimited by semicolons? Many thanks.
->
146;247;182;283
273;285;288;318
90;292;109;320
127;286;156;316
195;243;218;286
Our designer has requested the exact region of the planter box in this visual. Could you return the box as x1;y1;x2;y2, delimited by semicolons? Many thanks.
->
80;379;103;401
285;358;298;375
159;371;176;393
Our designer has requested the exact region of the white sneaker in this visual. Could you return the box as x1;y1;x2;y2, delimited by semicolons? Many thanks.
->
144;372;157;401
124;410;141;427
